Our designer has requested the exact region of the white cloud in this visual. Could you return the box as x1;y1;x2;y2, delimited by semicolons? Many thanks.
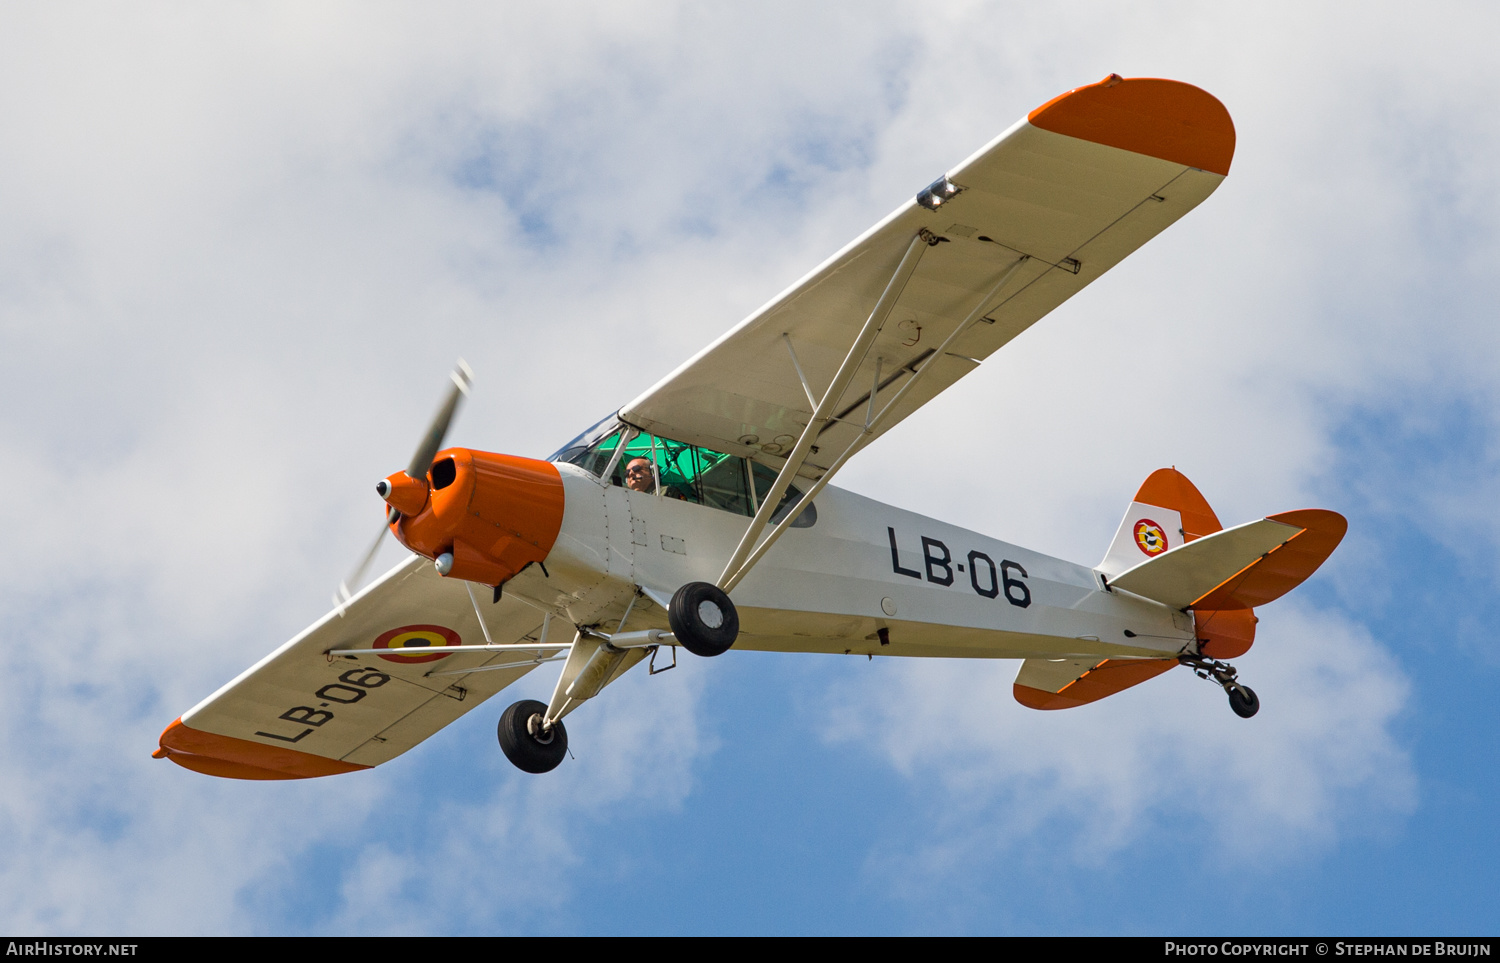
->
311;655;709;936
821;602;1414;891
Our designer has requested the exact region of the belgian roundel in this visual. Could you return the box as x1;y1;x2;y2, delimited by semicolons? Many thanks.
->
372;624;461;664
1133;519;1169;557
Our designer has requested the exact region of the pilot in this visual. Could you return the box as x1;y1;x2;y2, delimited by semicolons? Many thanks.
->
624;458;656;493
625;456;692;500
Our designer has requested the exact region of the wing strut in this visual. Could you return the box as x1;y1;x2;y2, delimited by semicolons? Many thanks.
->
782;333;821;411
327;641;571;657
715;231;932;589
718;249;1031;594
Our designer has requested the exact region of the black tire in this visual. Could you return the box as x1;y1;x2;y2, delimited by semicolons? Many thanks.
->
668;581;739;657
497;699;568;773
1228;684;1260;719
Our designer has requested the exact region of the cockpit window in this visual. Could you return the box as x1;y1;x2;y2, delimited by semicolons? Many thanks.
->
549;413;621;466
630;435;751;514
751;461;817;529
551;418;815;527
551;415;624;478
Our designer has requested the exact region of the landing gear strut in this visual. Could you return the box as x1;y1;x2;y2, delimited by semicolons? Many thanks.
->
1178;653;1259;719
497;698;568;773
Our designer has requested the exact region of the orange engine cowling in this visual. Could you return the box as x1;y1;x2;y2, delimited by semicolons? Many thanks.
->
386;448;565;587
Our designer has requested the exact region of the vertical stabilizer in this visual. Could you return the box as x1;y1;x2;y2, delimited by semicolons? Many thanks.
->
1018;469;1343;710
1015;467;1240;711
1097;468;1259;661
1098;468;1223;577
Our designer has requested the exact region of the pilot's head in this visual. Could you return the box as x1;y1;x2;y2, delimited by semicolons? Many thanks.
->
624;458;655;493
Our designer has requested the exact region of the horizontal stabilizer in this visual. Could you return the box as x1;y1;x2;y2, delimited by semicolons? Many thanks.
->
1014;657;1177;710
1192;510;1347;610
1108;516;1302;609
1108;509;1346;611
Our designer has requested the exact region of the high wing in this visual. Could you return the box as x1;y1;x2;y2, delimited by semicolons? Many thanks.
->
155;556;559;779
621;75;1235;475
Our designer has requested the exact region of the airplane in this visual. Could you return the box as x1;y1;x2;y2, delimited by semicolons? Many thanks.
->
153;74;1346;780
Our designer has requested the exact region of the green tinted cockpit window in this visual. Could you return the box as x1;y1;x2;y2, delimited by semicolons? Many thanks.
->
555;420;814;526
610;434;752;516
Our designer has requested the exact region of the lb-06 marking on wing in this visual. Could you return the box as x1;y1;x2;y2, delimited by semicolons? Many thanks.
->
159;76;1345;781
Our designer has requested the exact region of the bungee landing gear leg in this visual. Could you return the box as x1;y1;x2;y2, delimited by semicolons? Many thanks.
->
1178;653;1260;719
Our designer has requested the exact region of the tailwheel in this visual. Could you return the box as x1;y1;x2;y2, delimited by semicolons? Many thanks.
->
497;699;568;773
1178;653;1259;719
669;581;739;657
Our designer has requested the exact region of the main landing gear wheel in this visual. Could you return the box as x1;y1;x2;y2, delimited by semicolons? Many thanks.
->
1227;684;1260;719
497;699;568;773
669;581;739;657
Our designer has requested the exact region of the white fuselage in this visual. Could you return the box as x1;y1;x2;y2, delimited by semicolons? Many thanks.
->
505;464;1193;664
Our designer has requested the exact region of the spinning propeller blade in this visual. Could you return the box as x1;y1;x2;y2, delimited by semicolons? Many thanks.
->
407;361;473;480
336;510;398;606
335;360;473;606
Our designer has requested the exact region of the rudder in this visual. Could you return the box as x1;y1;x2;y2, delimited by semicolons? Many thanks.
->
1098;468;1224;576
1099;467;1256;660
1008;468;1251;712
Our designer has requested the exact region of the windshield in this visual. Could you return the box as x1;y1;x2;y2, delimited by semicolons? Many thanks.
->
548;412;620;465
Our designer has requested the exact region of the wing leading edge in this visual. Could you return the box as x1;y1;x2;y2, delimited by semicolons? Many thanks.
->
621;75;1235;476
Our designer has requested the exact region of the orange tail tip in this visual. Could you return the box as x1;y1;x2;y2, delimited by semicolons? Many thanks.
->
155;718;368;780
1134;468;1223;543
1028;75;1236;175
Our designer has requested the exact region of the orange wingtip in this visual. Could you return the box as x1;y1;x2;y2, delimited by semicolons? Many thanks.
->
154;718;369;781
1014;658;1177;710
1192;509;1348;611
1028;74;1235;176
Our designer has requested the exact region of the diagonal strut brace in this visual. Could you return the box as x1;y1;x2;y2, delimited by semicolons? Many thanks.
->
719;250;1031;594
716;232;932;589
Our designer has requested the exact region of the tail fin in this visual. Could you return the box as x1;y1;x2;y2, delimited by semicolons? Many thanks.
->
1098;467;1223;576
1097;467;1258;660
1016;469;1252;711
1015;469;1347;710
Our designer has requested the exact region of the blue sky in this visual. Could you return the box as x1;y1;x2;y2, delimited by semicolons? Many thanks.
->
0;3;1496;935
